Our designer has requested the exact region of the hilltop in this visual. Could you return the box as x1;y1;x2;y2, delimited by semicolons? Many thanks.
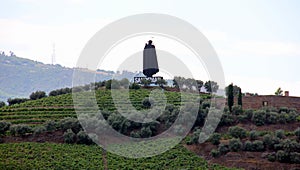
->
0;52;136;102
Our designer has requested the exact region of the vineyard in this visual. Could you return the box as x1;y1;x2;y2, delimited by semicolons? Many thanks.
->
0;89;232;170
2;88;300;169
0;89;208;126
0;142;237;170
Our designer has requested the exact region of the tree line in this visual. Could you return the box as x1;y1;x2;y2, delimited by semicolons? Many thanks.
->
0;77;221;107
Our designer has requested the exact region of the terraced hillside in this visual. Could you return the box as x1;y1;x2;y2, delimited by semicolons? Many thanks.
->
3;88;300;169
0;89;206;126
0;88;236;170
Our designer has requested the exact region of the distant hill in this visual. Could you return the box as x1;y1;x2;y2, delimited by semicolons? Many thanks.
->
0;52;137;102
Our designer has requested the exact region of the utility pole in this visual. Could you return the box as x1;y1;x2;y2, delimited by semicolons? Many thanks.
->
51;43;56;65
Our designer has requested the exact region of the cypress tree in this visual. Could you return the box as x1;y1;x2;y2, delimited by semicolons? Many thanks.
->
238;88;243;106
228;83;234;112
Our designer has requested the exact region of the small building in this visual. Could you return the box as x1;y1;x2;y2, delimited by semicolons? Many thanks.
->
241;91;300;111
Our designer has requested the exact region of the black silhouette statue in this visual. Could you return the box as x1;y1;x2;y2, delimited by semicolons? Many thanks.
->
143;40;159;77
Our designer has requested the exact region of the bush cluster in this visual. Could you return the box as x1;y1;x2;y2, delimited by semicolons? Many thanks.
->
59;117;82;133
63;129;94;145
209;133;221;145
10;124;32;136
0;121;11;135
228;126;247;139
229;138;242;152
29;91;47;100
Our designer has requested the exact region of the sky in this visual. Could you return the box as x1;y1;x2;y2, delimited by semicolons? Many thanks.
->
1;0;300;96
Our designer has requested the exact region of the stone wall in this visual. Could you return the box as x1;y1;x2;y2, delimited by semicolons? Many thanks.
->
241;95;300;111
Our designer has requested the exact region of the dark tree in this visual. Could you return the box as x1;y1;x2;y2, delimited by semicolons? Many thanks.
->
196;80;204;92
7;98;29;106
225;85;240;96
172;78;179;88
204;81;219;93
0;101;5;108
275;87;283;96
105;80;112;89
227;83;234;112
30;91;47;100
238;88;243;106
155;79;167;88
49;87;72;96
129;83;141;89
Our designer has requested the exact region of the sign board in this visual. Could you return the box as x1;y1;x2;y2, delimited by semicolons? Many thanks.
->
134;76;163;84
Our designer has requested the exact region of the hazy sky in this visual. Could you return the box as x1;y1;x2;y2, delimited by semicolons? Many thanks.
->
1;0;300;96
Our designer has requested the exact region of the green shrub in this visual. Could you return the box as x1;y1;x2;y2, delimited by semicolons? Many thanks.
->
296;115;300;122
252;140;265;151
266;112;278;124
220;113;234;126
142;98;153;109
130;131;141;138
294;127;300;140
33;126;46;136
129;83;141;89
263;134;272;147
229;138;242;152
218;144;229;155
279;107;288;113
277;113;286;124
202;101;210;109
252;110;266;126
232;105;243;115
229;126;247;139
59;117;82;133
237;115;248;123
140;126;152;138
44;120;58;132
249;130;258;140
187;129;201;145
244;109;253;120
0;121;11;135
267;153;276;162
244;140;253;151
276;150;290;163
289;108;297;113
286;112;297;123
263;107;278;113
210;149;220;158
76;131;94;145
279;139;300;152
63;129;76;144
10;124;32;136
290;152;300;164
210;133;221;145
275;129;285;139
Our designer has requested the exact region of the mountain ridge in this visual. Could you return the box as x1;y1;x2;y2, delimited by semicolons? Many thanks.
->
0;53;136;102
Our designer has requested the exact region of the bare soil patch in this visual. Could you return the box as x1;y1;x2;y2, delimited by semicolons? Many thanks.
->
2;130;64;143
